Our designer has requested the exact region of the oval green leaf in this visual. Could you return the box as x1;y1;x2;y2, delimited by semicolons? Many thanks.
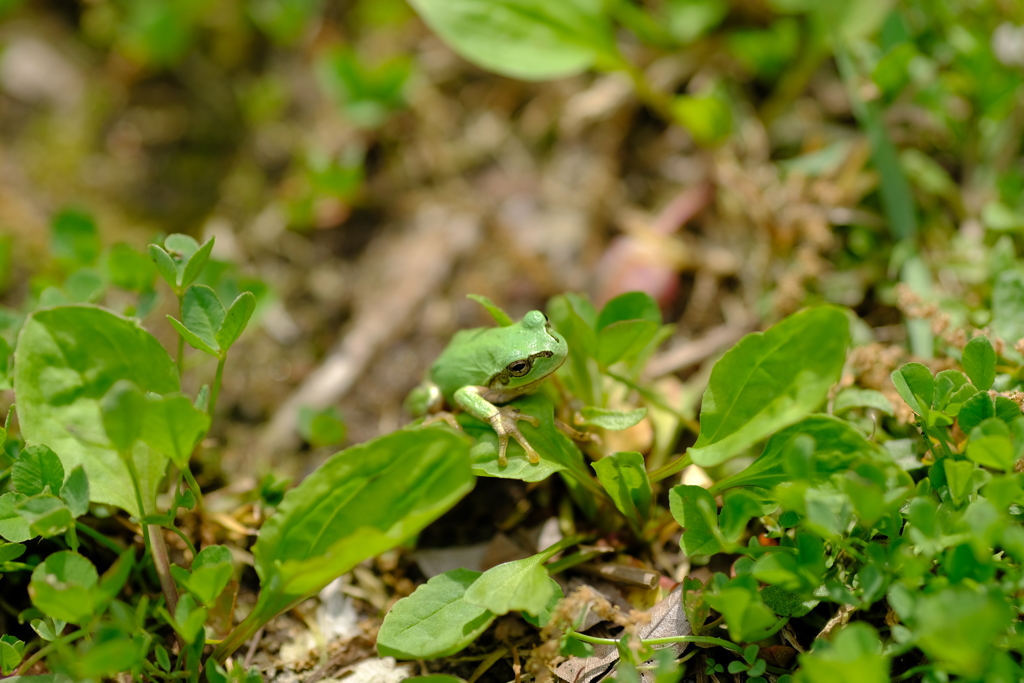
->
12;444;65;497
141;394;211;468
463;552;554;617
216;291;256;350
962;336;996;391
29;551;99;625
181;285;225;353
592;451;652;527
14;306;179;516
250;427;474;619
377;568;495;660
408;0;615;81
689;306;850;467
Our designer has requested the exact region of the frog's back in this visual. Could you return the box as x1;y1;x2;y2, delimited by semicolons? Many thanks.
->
428;326;504;399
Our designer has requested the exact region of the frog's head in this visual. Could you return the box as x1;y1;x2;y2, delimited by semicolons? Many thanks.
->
488;310;568;392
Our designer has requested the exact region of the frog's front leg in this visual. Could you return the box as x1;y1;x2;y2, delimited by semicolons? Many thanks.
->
454;386;540;466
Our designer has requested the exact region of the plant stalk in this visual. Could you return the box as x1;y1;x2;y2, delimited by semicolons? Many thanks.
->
208;356;226;418
569;630;743;654
124;449;179;615
14;629;87;675
649;452;693;483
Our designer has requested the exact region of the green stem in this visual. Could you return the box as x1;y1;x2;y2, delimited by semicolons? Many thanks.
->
161;522;197;557
893;665;932;681
75;520;125;554
14;629;87;675
176;295;185;376
182;467;204;510
212;607;266;663
649;452;693;483
569;630;744;654
208;356;226;418
124;449;179;615
546;547;612;575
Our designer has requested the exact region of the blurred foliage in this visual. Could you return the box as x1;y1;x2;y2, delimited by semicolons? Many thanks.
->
3;0;1024;680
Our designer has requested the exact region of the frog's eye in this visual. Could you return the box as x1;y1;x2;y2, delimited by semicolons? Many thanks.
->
507;359;532;377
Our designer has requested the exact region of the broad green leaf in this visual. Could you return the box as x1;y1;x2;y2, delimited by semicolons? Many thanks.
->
12;444;65;496
521;577;563;628
17;495;73;538
377;569;496;659
148;244;178;290
958;392;994;435
467;294;513;326
96;549;135;602
704;576;779;642
689;306;849;467
167;316;219;356
464;552;554;617
31;617;62;641
911;586;1013;678
966;436;1014;472
29;551;99;625
0;542;25;564
59;464;90;518
596;292;661;367
408;0;615;81
669;484;722;555
761;584;817;618
181;237;215;290
798;622;889;683
14;306;179;516
140;394;211;468
713;415;881;493
168;593;207;645
547;294;598;404
890;363;933;415
106;243;156;292
995;396;1021;423
0;635;23;676
577;406;648;430
70;638;147;680
719;489;764;542
215;291;256;350
962;336;996;391
944;459;974;506
181;285;225;353
100;380;146;452
182;545;233;606
592;451;652;527
51;208;100;265
832;388;893;416
163;233;200;265
0;493;31;542
249;428;473;620
934;370;970;413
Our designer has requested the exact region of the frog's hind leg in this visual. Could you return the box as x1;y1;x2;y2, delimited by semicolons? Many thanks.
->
421;411;461;431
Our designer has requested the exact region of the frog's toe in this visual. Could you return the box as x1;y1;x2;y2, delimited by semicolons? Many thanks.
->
490;406;541;465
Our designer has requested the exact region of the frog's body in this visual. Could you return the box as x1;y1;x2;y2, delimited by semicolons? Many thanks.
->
407;310;568;466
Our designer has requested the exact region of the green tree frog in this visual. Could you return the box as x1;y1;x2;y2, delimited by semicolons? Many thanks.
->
406;310;568;466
